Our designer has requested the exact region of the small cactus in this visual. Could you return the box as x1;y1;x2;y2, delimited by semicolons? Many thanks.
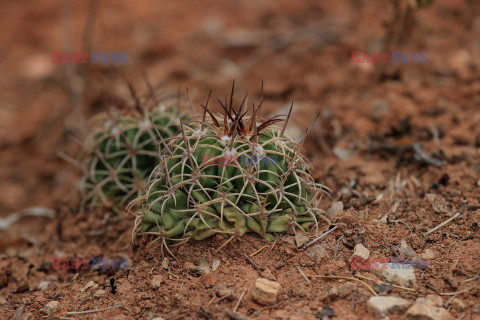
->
134;89;329;245
80;90;187;211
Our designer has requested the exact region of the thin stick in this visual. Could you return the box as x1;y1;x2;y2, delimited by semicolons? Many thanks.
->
66;305;126;315
225;309;251;320
233;287;247;312
310;274;377;296
439;285;477;296
244;253;264;272
250;245;269;257
354;274;416;292
296;266;311;284
425;212;462;236
215;236;236;253
207;295;216;306
302;225;338;249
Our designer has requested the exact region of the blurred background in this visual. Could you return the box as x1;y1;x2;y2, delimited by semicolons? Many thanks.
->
0;0;479;215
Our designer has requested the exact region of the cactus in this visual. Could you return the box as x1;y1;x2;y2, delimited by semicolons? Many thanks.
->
80;90;187;211
133;89;329;245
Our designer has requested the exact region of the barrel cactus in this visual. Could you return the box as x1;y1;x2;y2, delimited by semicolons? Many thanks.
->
133;91;329;244
80;90;186;211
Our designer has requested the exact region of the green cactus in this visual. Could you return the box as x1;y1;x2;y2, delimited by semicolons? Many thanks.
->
80;93;186;211
134;91;329;244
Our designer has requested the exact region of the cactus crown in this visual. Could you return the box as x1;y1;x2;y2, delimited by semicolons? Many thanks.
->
80;88;186;211
134;88;329;248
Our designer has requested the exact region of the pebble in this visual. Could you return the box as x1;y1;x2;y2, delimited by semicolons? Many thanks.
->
295;234;309;248
319;285;338;300
327;201;344;220
80;280;98;292
40;301;59;314
184;261;196;271
376;264;416;287
399;239;416;257
473;303;480;314
94;289;106;298
200;273;217;287
195;257;211;274
450;298;465;312
252;278;281;305
306;245;326;264
422;249;435;260
373;283;392;295
369;98;390;121
337;282;358;298
37;281;50;291
443;274;458;289
404;298;452;320
212;258;221;271
216;286;235;300
150;275;165;289
425;294;443;307
352;243;370;261
367;296;411;318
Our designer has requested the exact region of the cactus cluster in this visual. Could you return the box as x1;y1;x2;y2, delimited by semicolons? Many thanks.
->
134;92;329;244
80;90;186;211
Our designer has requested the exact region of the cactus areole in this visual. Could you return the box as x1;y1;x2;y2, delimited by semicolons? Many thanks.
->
136;91;329;242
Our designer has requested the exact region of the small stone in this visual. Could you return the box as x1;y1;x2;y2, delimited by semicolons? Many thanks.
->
295;234;309;248
273;261;285;269
333;147;355;160
252;278;281;305
352;243;370;261
212;258;221;271
472;303;480;314
450;298;465;312
367;296;411;318
196;257;211;274
426;294;443;307
319;286;338;300
37;281;50;291
327;201;344;219
337;282;358;298
306;245;326;264
369;98;389;121
443;274;458;289
373;283;392;295
0;297;7;305
184;261;196;271
422;249;435;260
94;289;106;298
150;275;164;289
399;239;416;257
80;281;98;292
216;286;235;300
404;298;452;320
40;301;59;314
200;273;217;287
376;264;416;287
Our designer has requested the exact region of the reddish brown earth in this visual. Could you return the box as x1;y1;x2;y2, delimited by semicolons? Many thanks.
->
0;0;479;319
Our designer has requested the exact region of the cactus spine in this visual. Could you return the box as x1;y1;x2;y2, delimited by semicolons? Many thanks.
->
134;88;329;244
